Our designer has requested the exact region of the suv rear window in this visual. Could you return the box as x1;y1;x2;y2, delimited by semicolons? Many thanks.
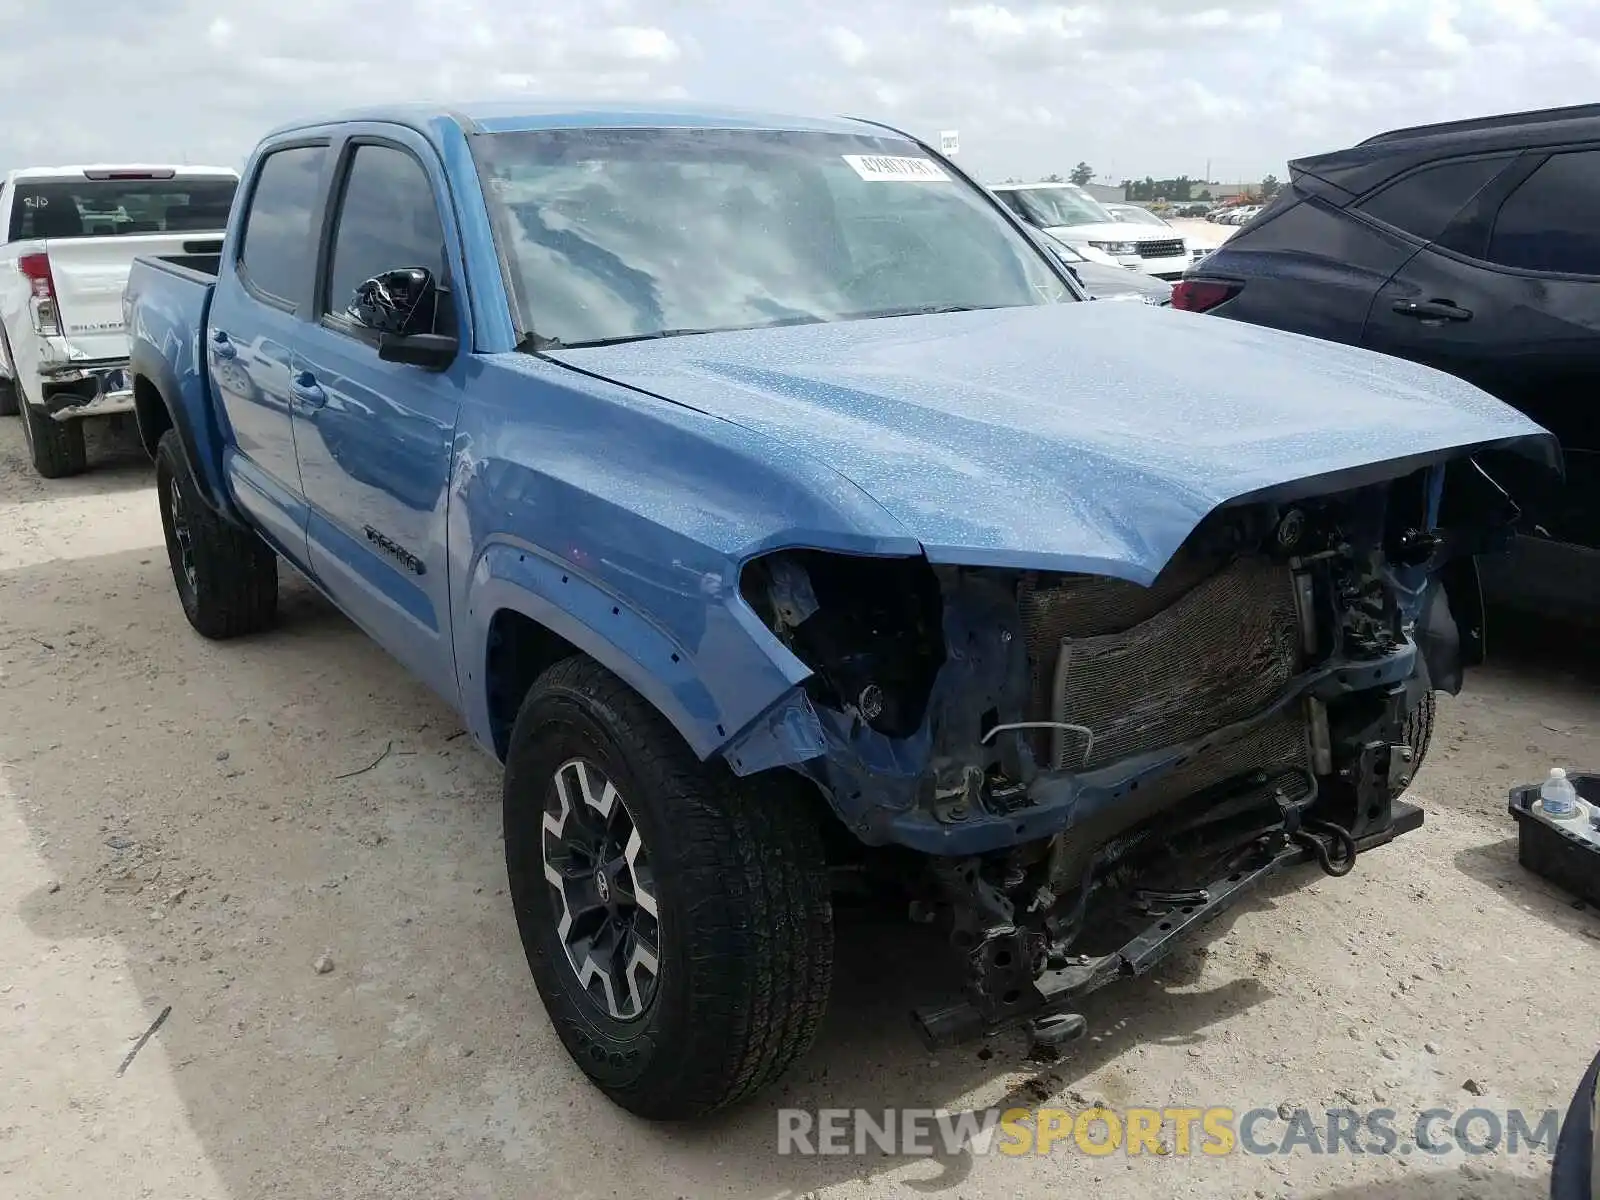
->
7;175;237;241
1354;156;1512;242
1488;149;1600;275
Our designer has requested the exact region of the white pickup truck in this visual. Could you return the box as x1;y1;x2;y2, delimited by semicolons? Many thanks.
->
0;164;238;476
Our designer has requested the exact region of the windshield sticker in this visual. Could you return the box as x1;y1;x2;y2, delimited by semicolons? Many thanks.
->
842;155;951;183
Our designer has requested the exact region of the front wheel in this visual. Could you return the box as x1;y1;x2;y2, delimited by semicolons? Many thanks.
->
1393;689;1436;797
155;429;278;638
504;657;834;1120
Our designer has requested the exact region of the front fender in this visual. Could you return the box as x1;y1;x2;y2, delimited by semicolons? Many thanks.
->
458;538;813;763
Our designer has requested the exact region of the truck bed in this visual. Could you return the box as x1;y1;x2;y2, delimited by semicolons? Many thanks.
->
125;251;231;505
138;245;222;283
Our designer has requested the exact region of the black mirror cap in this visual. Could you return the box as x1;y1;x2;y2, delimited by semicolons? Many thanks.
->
349;267;436;337
378;331;458;370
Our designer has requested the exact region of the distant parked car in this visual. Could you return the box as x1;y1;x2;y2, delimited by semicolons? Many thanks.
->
1176;102;1600;621
1211;205;1262;226
1103;202;1166;226
1045;237;1173;303
992;181;1190;278
0;164;238;476
1105;202;1225;265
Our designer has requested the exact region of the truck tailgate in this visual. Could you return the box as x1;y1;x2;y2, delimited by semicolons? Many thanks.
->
37;232;222;360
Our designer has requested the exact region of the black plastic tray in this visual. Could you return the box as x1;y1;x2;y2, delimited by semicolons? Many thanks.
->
1508;771;1600;908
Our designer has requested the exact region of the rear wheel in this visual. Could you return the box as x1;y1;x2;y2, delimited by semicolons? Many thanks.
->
155;429;278;638
504;657;834;1120
0;325;18;417
17;386;86;477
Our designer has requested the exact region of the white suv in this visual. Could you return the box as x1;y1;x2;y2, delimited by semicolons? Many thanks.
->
991;182;1189;279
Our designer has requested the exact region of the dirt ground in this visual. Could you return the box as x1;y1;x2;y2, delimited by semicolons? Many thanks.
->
2;416;1597;1200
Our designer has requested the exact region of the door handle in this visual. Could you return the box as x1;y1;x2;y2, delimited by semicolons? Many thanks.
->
290;371;326;409
1392;298;1472;322
210;329;237;360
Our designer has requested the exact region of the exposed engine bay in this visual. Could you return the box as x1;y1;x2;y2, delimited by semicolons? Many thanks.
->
737;456;1520;1050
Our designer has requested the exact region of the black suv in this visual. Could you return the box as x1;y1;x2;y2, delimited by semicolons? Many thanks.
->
1176;103;1600;621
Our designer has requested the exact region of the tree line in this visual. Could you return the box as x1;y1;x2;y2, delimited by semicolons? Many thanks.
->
996;163;1285;203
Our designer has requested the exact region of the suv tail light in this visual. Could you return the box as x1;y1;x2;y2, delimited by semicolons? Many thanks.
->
1170;279;1242;313
17;252;61;335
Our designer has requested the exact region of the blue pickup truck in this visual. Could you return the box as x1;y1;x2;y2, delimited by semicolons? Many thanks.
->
123;101;1559;1120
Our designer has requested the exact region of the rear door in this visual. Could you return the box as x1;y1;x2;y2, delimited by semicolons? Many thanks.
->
1198;184;1423;343
1357;151;1528;384
206;142;332;560
289;131;465;701
1366;146;1600;546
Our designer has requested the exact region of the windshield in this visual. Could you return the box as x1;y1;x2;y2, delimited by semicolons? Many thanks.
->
1109;205;1169;227
7;176;236;240
474;127;1072;348
1000;185;1115;230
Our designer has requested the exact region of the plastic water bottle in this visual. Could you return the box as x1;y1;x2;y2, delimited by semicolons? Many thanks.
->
1540;767;1579;819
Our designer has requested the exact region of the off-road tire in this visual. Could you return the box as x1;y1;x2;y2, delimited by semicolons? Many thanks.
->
154;429;278;638
17;385;86;477
504;656;834;1120
1394;689;1436;798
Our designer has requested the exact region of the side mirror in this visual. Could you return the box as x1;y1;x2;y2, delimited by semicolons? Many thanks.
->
348;266;435;336
1040;241;1088;294
348;267;459;371
378;331;458;370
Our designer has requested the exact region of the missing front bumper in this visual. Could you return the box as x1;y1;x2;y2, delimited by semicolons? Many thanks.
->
910;798;1424;1051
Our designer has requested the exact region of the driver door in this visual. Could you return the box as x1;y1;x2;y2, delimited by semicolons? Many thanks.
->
289;134;466;703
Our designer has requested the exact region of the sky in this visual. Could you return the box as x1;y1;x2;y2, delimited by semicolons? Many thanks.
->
1;0;1596;186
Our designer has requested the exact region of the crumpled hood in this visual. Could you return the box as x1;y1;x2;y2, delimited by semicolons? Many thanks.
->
549;302;1557;583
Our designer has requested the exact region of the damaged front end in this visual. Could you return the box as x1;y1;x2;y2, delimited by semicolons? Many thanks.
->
732;455;1520;1050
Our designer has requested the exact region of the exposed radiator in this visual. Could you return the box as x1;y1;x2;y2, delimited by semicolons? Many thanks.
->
1017;556;1312;810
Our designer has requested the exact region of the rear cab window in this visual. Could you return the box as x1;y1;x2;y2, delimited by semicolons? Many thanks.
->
7;172;238;241
237;145;329;305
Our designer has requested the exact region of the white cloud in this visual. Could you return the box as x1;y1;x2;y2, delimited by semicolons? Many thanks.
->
825;27;869;67
607;26;682;63
0;0;1594;184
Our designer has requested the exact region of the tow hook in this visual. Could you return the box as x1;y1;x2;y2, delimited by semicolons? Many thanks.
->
1276;790;1359;878
1292;819;1358;877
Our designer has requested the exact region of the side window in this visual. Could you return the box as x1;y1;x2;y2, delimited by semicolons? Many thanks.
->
324;145;448;327
238;145;328;303
1354;156;1512;242
1487;150;1600;274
